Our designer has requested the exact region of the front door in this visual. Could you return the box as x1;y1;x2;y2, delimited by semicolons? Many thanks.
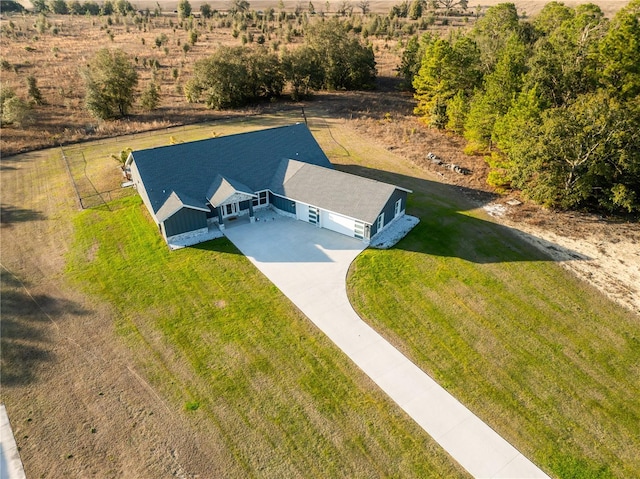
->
223;202;238;218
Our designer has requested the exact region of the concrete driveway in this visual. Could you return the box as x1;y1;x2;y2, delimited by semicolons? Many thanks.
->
223;214;550;479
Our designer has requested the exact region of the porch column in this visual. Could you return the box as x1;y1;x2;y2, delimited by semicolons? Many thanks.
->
249;202;255;223
217;206;225;230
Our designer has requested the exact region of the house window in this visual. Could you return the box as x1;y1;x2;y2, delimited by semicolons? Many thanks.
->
309;206;319;225
394;198;402;217
252;190;269;207
377;212;384;232
354;221;365;240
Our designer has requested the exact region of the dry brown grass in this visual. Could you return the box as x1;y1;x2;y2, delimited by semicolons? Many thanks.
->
1;1;625;155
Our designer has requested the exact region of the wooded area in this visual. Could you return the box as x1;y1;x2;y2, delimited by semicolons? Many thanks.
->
403;1;640;214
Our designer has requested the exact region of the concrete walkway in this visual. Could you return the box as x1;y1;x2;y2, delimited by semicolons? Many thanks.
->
1;404;27;479
223;215;551;479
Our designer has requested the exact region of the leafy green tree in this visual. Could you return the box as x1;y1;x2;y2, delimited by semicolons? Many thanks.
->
471;2;520;73
413;35;481;125
48;0;68;14
32;0;47;13
200;3;212;18
409;0;424;20
304;19;376;90
115;0;134;15
533;1;574;36
177;0;191;19
389;1;409;18
26;75;44;105
281;46;324;99
464;32;527;146
185;46;281;109
68;0;84;14
245;48;284;98
599;0;640;101
525;4;606;108
101;0;114;15
82;48;138;119
140;82;160;111
1;88;33;127
445;89;468;134
499;91;640;212
83;1;100;14
398;34;435;90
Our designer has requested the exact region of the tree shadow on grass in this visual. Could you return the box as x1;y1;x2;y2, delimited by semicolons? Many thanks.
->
0;204;46;228
338;164;590;264
0;269;90;387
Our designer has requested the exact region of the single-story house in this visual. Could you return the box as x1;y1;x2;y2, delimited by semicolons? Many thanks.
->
126;123;412;247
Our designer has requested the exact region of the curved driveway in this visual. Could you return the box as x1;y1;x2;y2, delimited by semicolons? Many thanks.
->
223;214;550;479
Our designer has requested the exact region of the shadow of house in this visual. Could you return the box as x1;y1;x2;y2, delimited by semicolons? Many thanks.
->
336;164;589;265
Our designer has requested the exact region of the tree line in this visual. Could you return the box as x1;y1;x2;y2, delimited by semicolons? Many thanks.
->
402;1;640;214
80;19;374;116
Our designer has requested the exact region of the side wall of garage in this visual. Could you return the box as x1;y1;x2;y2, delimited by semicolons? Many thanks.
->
369;189;408;238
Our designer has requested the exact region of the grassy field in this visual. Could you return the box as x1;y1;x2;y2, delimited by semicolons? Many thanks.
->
305;114;640;478
4;110;639;477
346;180;640;477
69;112;640;478
64;194;468;477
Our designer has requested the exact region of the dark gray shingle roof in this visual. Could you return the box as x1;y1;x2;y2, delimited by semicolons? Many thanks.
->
273;160;405;224
132;123;409;225
132;123;333;215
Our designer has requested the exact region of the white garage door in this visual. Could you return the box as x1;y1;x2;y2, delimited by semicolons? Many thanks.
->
321;211;356;238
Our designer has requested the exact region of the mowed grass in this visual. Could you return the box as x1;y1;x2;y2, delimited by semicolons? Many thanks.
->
65;195;468;478
348;190;640;478
63;113;639;477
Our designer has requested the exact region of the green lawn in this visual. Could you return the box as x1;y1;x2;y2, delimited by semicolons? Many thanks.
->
348;189;640;479
63;113;639;478
66;195;468;478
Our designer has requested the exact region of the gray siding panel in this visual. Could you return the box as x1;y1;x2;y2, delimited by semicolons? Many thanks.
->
269;192;296;214
163;208;207;237
370;189;407;237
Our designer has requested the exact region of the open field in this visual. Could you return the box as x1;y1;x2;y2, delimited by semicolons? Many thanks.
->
1;112;469;477
1;1;627;155
2;109;639;477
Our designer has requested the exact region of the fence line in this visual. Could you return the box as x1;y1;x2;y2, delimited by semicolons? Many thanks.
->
61;106;306;151
60;147;83;210
60;107;306;210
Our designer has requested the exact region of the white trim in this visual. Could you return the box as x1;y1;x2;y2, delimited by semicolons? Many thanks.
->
291;198;373;227
394;198;402;218
222;202;239;218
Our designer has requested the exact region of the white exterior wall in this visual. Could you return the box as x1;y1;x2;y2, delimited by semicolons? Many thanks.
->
296;202;310;222
129;159;158;223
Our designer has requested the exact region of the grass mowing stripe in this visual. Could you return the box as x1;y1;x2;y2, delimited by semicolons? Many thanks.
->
66;195;469;478
348;193;640;478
